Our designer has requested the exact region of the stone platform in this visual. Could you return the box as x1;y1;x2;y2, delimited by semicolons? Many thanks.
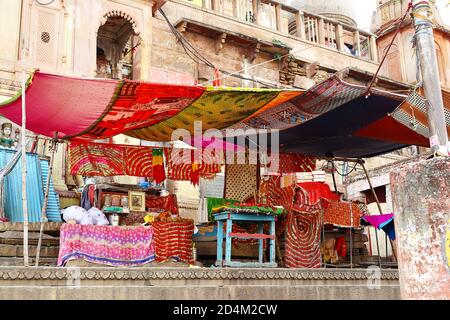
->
0;267;400;300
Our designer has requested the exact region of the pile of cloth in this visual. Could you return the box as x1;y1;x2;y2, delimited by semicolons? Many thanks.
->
152;219;195;264
57;223;155;267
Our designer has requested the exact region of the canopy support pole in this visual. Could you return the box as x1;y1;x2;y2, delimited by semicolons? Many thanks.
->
330;161;338;193
21;70;28;267
360;161;397;265
35;133;58;266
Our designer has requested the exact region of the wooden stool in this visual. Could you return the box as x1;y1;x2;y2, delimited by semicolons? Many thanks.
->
214;212;277;268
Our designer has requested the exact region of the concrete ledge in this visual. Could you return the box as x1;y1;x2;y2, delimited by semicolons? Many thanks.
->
0;284;400;300
0;267;400;300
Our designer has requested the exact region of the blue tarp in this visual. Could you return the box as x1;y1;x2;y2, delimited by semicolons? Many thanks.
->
0;148;61;222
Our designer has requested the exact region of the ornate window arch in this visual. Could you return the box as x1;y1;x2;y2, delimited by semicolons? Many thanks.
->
97;9;141;35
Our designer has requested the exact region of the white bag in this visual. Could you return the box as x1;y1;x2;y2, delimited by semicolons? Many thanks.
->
87;207;109;226
61;206;87;224
79;213;94;225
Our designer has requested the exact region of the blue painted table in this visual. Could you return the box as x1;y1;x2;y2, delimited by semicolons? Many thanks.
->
213;212;277;268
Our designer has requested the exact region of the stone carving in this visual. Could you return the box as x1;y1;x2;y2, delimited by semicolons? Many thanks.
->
0;267;400;281
0;123;19;149
98;1;143;35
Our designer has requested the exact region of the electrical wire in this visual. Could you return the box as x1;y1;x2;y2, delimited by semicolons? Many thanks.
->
333;161;359;177
158;8;314;88
365;1;413;96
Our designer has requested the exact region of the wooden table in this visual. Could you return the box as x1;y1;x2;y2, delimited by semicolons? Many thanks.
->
214;212;277;268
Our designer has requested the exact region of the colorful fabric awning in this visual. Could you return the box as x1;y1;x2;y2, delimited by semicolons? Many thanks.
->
2;71;446;159
0;71;303;140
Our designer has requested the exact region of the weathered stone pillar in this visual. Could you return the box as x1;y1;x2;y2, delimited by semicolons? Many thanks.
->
390;157;450;299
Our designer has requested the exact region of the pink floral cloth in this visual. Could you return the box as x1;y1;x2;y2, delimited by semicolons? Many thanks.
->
57;223;155;266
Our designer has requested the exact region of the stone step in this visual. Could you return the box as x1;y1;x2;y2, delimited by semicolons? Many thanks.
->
0;244;59;258
0;222;62;233
0;257;57;266
0;231;60;246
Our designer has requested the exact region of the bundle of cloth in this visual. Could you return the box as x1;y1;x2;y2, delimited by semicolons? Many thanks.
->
61;206;109;226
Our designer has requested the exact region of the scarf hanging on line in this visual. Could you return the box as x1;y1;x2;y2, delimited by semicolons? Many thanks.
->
362;213;396;241
69;141;154;177
152;148;166;184
164;148;221;185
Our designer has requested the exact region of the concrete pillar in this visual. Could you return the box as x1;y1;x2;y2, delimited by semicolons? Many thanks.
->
296;12;305;39
390;157;450;299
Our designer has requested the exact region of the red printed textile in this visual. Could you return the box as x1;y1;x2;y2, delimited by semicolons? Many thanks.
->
296;182;339;206
278;153;316;173
152;220;194;264
322;200;363;228
259;176;295;211
69;141;154;177
146;194;179;215
57;224;155;267
285;209;322;268
78;81;205;139
165;148;221;184
267;153;316;174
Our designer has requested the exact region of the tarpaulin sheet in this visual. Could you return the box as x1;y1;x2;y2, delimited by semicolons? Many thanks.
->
275;80;411;157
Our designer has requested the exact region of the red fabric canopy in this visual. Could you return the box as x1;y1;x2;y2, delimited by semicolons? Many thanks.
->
0;73;118;138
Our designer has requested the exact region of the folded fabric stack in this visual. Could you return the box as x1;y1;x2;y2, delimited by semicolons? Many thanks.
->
212;202;285;215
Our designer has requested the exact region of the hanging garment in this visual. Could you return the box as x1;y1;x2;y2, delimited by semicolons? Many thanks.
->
270;153;316;174
70;141;154;177
322;200;364;228
165;148;221;185
151;148;166;184
224;164;258;202
362;213;394;229
362;213;396;241
81;184;95;211
381;220;396;241
335;236;347;257
284;209;323;268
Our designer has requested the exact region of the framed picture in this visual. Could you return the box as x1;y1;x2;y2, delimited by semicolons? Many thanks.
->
128;191;146;212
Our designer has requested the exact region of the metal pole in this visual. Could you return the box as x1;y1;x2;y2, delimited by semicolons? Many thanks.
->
330;161;338;193
350;203;353;269
360;162;382;268
411;0;449;155
21;69;29;267
361;161;398;265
